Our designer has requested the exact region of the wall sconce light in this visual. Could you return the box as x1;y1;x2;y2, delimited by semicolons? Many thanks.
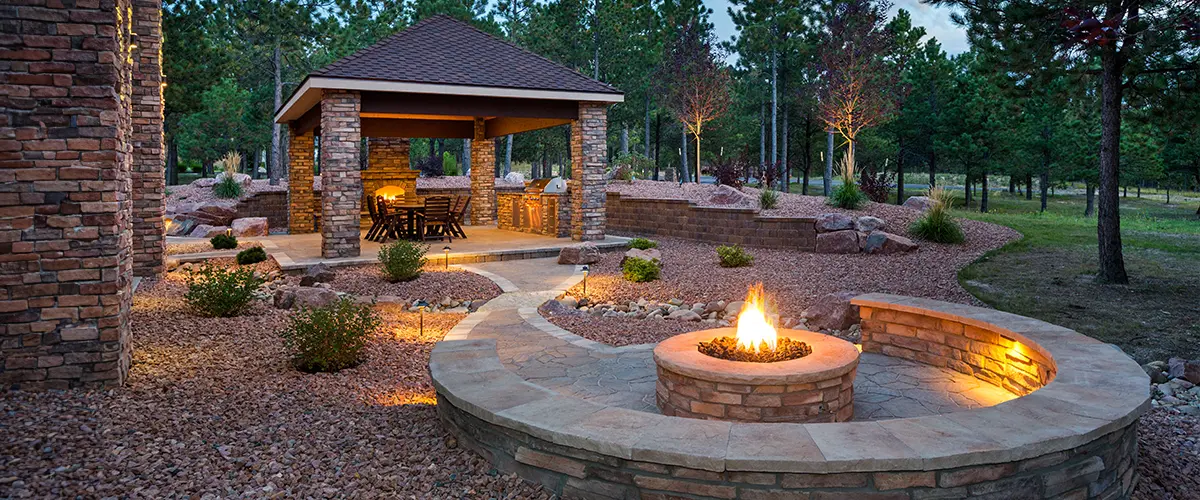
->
443;246;451;270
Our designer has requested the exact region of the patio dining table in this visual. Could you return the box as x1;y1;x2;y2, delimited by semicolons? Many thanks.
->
380;199;424;241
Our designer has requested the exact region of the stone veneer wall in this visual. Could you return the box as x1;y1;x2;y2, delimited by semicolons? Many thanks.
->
570;102;607;241
469;118;496;225
439;396;1138;500
1;0;140;389
318;90;361;258
234;192;288;233
130;0;165;277
859;306;1055;396
497;191;570;237
607;193;817;251
287;129;315;234
655;364;856;423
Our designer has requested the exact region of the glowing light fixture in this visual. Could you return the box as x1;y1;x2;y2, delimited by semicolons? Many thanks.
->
443;246;451;269
581;265;589;297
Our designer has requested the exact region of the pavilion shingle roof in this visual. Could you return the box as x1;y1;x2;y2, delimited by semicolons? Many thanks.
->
312;15;621;96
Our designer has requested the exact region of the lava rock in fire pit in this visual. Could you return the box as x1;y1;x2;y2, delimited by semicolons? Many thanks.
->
697;336;812;363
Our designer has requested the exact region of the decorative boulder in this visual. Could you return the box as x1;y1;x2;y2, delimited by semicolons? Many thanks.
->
188;224;229;238
803;291;862;331
708;184;752;206
215;171;253;189
299;263;336;287
292;287;339;309
863;232;919;254
815;230;861;254
558;243;601;265
174;201;239;227
273;288;296;309
667;309;702;321
1184;360;1200;385
815;213;855;233
538;299;585;318
231;217;268;237
902;196;936;212
1169;358;1187;379
622;248;662;265
854;216;886;233
191;177;218;188
166;218;196;237
504;172;526;184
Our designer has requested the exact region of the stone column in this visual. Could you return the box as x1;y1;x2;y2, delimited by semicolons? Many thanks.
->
469;118;496;225
130;0;165;278
570;103;608;241
287;128;316;234
319;91;362;258
0;0;135;389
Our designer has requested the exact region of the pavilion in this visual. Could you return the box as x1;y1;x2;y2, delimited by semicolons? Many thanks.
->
273;15;624;258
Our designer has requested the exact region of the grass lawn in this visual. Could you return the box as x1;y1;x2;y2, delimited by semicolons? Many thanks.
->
951;191;1200;363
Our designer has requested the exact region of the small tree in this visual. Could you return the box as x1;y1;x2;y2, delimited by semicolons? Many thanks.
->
657;22;733;184
816;0;909;180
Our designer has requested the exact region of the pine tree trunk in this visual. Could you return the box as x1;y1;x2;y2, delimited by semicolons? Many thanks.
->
1095;41;1128;283
621;125;629;156
980;170;989;213
929;151;936;188
802;115;812;196
1026;173;1033;200
644;93;651;158
781;105;789;192
824;129;833;197
653;113;661;180
166;126;178;186
462;139;471;176
681;126;689;183
896;138;905;204
504;135;513;175
1040;146;1050;212
758;103;765;184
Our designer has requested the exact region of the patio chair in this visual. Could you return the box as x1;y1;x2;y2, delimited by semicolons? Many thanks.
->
449;195;470;239
366;195;384;242
416;196;453;242
375;196;400;242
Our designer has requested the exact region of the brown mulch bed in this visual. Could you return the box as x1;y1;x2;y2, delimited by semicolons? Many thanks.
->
165;241;262;256
0;264;546;498
321;264;503;303
416;176;523;190
546;315;714;346
1134;407;1200;499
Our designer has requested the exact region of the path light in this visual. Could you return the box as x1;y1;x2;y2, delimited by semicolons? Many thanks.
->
443;246;451;269
581;265;589;297
415;300;429;336
226;228;232;237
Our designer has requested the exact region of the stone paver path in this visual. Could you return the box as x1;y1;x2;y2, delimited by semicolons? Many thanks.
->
452;258;1015;421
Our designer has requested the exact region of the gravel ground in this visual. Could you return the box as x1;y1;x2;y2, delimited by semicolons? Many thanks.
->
1134;407;1200;499
165;241;261;256
547;315;714;346
416;176;524;190
0;264;546;499
167;179;286;213
318;265;503;303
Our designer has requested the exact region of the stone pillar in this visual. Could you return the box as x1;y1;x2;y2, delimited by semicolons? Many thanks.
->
0;0;135;389
130;0;165;278
319;91;362;258
571;103;608;241
469;118;496;225
287;128;316;234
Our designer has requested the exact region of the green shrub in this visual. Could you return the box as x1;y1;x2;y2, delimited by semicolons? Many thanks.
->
759;189;780;209
621;257;661;283
828;183;866;209
378;240;427;282
281;297;381;373
236;246;267;265
184;263;265;317
716;245;754;267
210;233;238;250
910;187;965;244
628;237;658;250
442;152;458;176
213;176;243;199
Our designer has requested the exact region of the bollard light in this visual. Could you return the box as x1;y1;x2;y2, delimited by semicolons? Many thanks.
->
581;265;589;297
443;246;451;270
415;300;429;336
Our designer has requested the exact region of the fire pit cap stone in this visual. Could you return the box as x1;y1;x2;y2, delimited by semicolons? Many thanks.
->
654;328;860;385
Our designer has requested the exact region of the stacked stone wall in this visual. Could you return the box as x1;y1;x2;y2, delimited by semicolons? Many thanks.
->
570;103;606;241
655;365;856;423
607;193;817;251
287;129;315;233
469;119;496;225
362;137;416;225
318;90;361;258
1;0;138;389
234;191;288;233
130;0;165;277
497;191;570;237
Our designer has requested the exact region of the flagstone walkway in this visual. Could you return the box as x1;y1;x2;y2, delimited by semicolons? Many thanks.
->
445;258;1015;421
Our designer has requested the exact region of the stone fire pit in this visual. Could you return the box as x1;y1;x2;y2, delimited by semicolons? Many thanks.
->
653;327;860;423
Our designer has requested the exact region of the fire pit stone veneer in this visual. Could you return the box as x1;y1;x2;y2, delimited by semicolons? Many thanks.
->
654;328;860;423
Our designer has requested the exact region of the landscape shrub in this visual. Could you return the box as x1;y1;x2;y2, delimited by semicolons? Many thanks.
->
184;263;265;317
281;297;381;373
759;189;780;209
378;240;427;282
612;164;634;181
442;152;458;176
858;166;895;203
910;187;965;243
716;245;754;267
210;233;238;250
621;257;660;283
711;156;745;188
236;246;268;265
628;237;658;250
829;183;866;209
212;151;244;199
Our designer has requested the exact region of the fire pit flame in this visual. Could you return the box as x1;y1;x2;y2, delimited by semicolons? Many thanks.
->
735;284;777;353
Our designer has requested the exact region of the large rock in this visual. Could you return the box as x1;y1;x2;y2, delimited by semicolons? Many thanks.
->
504;172;526;184
191;177;218;188
299;263;336;287
273;288;296;309
174;201;239;227
538;299;585;318
815;213;855;233
231;217;268;237
166;218;196;237
1168;358;1187;379
558;243;601;265
188;224;230;238
815;230;860;254
854;216;886;233
622;248;662;265
708;184;752;206
667;309;702;321
804;291;862;331
863;232;918;254
902;196;936;212
1185;360;1200;385
292;287;339;309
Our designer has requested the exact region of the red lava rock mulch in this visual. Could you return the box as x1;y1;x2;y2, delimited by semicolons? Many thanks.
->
1135;407;1200;499
165;241;261;256
0;263;546;499
546;315;714;347
320;264;504;303
167;178;286;212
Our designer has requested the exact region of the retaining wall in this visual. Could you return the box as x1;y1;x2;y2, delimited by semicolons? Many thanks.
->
606;193;816;250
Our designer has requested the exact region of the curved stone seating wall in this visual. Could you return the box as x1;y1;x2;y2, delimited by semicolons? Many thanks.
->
432;294;1149;499
606;193;817;250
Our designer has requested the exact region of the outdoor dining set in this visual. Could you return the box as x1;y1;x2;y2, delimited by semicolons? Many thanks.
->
366;194;469;243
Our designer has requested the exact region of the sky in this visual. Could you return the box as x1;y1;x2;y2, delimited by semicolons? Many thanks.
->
704;0;970;58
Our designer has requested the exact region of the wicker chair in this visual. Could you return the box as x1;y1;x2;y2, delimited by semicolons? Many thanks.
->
416;196;453;242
